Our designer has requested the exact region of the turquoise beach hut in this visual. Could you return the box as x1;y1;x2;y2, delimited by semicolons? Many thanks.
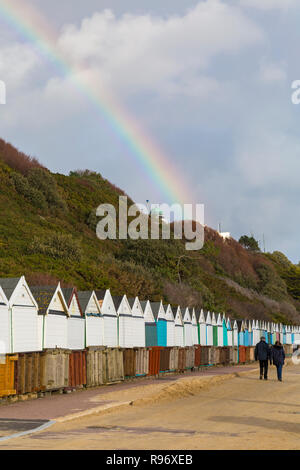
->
151;301;167;347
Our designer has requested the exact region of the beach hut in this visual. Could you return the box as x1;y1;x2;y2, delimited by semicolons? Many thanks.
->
212;313;218;346
31;283;69;349
0;277;41;353
173;306;184;347
183;307;193;347
113;295;133;348
128;297;146;347
77;291;104;347
0;284;9;354
252;320;260;346
222;314;228;346
62;287;85;351
233;320;239;346
164;304;175;347
286;325;291;345
140;300;157;347
95;290;118;347
197;309;206;345
293;327;300;345
226;318;233;347
206;311;213;346
237;320;244;346
244;321;249;347
217;313;223;347
248;320;253;346
279;324;284;344
191;308;199;345
151;301;167;347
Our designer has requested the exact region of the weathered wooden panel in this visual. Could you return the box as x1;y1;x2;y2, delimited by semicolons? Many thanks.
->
239;346;247;364
169;347;179;371
106;348;124;383
86;347;106;386
185;347;195;369
0;355;18;397
135;348;148;376
219;347;227;365
245;347;251;363
178;348;186;371
69;350;86;388
123;349;136;377
194;345;201;368
284;344;293;357
40;349;70;391
148;347;161;376
159;347;170;372
200;346;209;365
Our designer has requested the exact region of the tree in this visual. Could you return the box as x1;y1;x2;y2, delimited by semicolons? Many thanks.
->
239;235;260;252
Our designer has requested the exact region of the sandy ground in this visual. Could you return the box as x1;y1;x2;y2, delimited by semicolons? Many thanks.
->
1;363;300;450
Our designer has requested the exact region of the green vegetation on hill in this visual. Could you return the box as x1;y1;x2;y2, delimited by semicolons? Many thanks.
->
0;137;300;324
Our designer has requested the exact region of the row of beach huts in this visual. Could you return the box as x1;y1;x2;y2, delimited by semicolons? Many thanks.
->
0;276;299;400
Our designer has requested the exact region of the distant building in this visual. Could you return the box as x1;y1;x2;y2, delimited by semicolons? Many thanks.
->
219;232;231;240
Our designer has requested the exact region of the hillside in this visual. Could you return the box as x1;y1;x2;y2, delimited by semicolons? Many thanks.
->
1;137;300;324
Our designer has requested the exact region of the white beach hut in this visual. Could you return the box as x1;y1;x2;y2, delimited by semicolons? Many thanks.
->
0;283;10;354
173;306;184;347
217;313;223;347
164;304;175;347
128;297;146;347
206;311;213;346
197;309;206;345
0;277;42;353
227;318;233;347
286;325;292;345
95;289;118;347
191;308;199;345
31;283;69;350
77;291;104;347
183;307;193;346
113;295;133;348
233;320;238;346
62;288;85;351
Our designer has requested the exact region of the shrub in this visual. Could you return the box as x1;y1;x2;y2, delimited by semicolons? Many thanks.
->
239;235;260;252
27;168;67;211
29;233;82;262
11;172;47;210
86;209;98;231
0;138;45;175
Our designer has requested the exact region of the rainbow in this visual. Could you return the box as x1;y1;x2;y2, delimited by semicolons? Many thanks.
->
0;0;195;206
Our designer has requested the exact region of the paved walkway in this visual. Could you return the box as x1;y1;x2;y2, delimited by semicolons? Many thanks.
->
0;365;255;421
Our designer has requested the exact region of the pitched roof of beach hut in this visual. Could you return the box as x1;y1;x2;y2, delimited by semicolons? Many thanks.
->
1;276;38;308
30;283;69;316
150;301;165;321
140;300;155;323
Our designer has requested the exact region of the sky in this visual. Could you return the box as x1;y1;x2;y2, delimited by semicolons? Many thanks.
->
0;0;300;261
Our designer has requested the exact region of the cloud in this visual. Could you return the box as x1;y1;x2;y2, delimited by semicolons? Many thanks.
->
239;0;299;11
56;1;263;96
259;61;286;83
0;43;39;87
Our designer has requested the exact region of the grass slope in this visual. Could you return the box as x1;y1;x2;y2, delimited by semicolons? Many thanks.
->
0;138;300;324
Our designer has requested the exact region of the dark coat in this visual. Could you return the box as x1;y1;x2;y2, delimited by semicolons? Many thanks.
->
255;340;271;361
271;345;285;366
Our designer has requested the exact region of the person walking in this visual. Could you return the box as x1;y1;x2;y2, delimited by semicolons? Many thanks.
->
270;341;285;382
255;336;271;380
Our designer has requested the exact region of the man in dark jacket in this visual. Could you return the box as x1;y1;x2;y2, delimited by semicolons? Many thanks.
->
270;341;285;382
255;336;271;380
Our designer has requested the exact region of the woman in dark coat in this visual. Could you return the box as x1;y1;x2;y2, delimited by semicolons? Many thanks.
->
270;341;285;382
